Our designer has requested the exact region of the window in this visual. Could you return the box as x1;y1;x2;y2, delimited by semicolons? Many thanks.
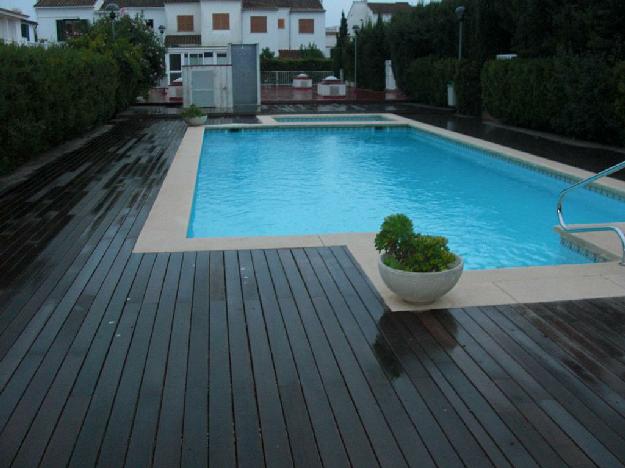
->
298;19;314;34
21;23;30;40
168;53;182;84
216;52;228;64
56;19;88;42
177;15;193;32
212;13;229;30
278;18;285;29
145;19;154;29
250;16;267;33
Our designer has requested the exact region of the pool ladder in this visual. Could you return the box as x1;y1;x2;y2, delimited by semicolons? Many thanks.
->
557;160;625;265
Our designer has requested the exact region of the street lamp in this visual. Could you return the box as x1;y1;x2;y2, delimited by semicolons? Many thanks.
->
158;24;166;42
455;6;465;60
352;24;360;88
105;2;120;39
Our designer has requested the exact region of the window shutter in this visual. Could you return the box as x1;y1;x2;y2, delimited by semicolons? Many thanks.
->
250;16;267;33
212;13;230;30
298;19;314;34
177;15;194;32
278;18;285;29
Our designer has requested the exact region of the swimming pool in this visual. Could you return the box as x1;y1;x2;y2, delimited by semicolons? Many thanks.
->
188;126;625;270
273;115;391;123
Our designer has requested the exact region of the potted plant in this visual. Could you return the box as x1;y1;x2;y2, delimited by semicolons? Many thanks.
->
180;104;207;126
375;214;463;304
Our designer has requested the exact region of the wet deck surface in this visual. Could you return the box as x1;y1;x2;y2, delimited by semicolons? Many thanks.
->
1;116;625;467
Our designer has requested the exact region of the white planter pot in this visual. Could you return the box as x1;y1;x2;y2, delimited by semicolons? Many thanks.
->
185;115;207;126
378;253;464;305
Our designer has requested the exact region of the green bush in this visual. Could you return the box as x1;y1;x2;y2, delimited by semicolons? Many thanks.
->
482;56;623;144
615;62;625;129
404;57;481;115
0;44;119;174
375;214;456;273
260;58;332;71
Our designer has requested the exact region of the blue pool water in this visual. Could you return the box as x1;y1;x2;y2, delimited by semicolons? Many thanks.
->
273;115;390;122
188;127;625;270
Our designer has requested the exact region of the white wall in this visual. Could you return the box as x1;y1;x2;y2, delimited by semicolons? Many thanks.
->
241;9;280;52
119;7;166;32
199;0;241;46
0;16;21;43
324;31;336;57
346;1;371;31
288;11;324;51
35;7;94;42
164;2;201;37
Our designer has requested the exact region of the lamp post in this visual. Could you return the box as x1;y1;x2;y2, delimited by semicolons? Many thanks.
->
158;24;166;43
455;6;465;60
105;2;120;39
352;24;360;88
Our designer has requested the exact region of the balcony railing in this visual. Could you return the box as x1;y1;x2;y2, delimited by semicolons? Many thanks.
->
261;70;333;86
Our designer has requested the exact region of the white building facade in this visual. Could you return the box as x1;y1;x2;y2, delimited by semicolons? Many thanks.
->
35;0;325;83
346;1;412;31
0;7;37;44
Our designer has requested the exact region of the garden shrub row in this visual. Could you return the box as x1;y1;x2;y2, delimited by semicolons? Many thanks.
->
482;56;625;144
0;44;119;174
260;58;333;72
405;57;481;115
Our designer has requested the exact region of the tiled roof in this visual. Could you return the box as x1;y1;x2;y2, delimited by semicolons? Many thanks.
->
164;34;201;46
101;0;164;7
35;0;94;7
367;2;412;15
162;0;199;3
242;0;323;11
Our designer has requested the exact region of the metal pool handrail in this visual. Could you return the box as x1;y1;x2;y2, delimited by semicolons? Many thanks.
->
557;160;625;265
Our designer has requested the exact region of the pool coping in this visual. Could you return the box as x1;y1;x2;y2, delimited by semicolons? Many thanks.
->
134;113;625;311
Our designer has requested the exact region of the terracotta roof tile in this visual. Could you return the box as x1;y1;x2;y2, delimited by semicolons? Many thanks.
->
164;34;201;46
35;0;95;7
367;2;412;15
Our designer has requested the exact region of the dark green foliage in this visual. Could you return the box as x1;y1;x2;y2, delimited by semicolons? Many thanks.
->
70;15;165;111
375;214;456;273
299;43;325;59
615;62;625;129
180;104;204;118
482;56;623;144
331;11;349;75
355;16;389;91
0;43;118;174
260;57;332;71
405;57;457;108
260;47;275;60
454;60;482;115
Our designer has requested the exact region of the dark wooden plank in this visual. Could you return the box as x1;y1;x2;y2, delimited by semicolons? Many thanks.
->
293;248;410;468
207;251;236;468
39;253;156;468
276;249;380;468
441;308;597;467
181;251;210;468
123;252;183;467
85;254;169;468
310;247;454;468
323;246;499;468
263;249;350;468
153;252;195;468
247;249;323;468
238;250;294;468
223;250;265;468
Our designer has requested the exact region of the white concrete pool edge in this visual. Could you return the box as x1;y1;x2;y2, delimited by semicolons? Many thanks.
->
134;114;625;312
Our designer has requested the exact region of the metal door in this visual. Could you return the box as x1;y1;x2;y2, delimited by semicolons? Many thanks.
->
230;44;259;113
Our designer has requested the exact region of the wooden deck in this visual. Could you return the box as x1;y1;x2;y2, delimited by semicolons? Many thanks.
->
1;116;625;467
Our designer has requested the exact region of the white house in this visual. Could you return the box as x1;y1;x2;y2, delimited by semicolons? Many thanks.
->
324;25;336;57
346;1;412;31
0;7;37;44
35;0;325;84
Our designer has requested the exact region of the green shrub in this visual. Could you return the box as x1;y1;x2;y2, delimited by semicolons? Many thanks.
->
180;104;204;118
455;59;482;115
260;58;332;71
615;62;625;129
0;44;119;174
375;214;456;273
482;56;623;144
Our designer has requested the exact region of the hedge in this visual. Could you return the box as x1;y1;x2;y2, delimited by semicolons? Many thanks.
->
0;44;119;174
405;57;481;115
261;58;333;71
482;56;624;144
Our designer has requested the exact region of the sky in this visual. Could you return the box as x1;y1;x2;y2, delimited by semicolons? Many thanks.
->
3;0;419;27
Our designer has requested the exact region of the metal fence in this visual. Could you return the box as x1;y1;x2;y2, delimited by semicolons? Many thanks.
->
261;70;333;86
